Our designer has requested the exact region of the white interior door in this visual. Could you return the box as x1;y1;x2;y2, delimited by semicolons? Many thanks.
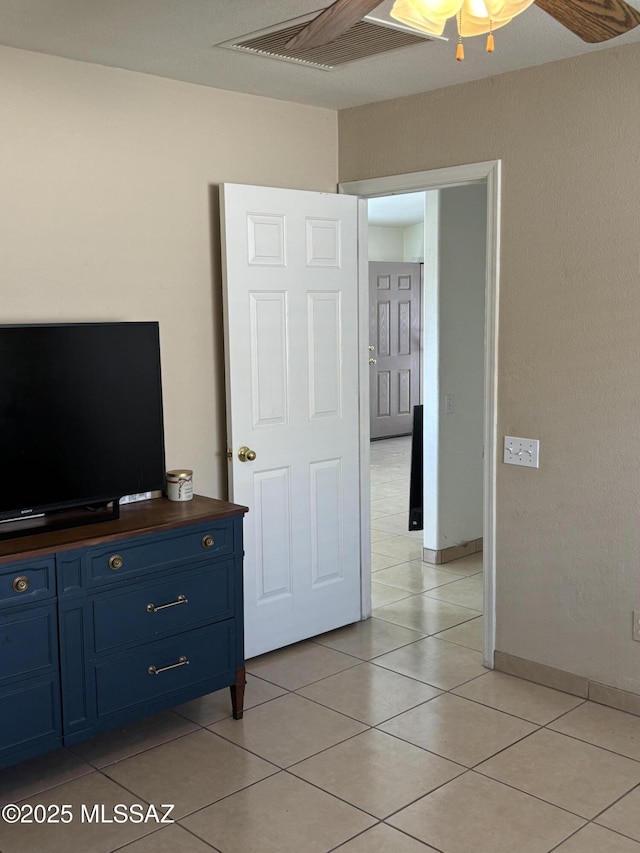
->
221;183;362;659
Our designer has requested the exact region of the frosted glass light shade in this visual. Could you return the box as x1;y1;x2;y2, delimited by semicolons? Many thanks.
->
390;0;450;35
391;0;535;37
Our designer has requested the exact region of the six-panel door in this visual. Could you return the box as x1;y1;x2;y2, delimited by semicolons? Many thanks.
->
221;184;362;658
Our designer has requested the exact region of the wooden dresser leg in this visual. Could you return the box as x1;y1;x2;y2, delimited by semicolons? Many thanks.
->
230;666;246;719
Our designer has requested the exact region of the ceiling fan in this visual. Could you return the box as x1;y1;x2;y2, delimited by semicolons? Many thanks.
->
286;0;640;57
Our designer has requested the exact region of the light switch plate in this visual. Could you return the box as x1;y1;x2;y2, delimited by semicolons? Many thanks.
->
504;436;540;468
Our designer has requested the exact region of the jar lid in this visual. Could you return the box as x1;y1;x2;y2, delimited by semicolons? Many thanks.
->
167;469;193;479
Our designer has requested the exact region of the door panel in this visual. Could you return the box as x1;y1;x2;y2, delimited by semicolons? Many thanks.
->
249;293;289;427
369;261;422;439
310;458;344;585
308;292;341;419
221;184;361;659
254;467;292;601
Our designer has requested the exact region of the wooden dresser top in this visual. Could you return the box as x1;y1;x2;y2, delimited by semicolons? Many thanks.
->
0;496;248;564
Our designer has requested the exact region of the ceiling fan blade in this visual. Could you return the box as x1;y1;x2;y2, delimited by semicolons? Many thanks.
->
286;0;384;51
535;0;640;42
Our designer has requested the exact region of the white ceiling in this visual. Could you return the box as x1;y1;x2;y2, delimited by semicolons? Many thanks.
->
368;192;425;227
1;0;639;109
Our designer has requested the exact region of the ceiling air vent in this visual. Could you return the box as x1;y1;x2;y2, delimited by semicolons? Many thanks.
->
219;16;434;71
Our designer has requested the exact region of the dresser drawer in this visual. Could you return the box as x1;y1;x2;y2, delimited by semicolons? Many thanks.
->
94;622;234;716
0;558;56;608
85;520;233;587
91;559;234;653
0;604;58;684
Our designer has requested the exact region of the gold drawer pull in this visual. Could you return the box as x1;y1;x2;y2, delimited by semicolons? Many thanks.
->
148;655;189;676
109;554;124;571
201;534;214;549
12;576;29;593
146;594;188;613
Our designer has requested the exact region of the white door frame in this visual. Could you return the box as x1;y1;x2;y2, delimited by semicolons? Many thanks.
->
340;159;501;669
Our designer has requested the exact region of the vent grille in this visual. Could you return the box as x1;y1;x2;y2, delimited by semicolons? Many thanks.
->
222;19;432;70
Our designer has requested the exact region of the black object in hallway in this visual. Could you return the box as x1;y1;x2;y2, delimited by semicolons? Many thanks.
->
409;404;423;531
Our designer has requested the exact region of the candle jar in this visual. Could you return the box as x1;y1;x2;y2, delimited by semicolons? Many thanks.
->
166;469;193;502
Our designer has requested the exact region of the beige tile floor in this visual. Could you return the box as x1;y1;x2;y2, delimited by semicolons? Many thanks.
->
2;437;640;851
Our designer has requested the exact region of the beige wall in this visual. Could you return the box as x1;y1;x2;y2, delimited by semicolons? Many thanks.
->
340;43;640;693
403;221;424;263
368;224;405;261
0;46;338;500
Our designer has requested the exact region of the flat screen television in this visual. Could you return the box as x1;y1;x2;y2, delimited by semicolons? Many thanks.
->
0;322;166;538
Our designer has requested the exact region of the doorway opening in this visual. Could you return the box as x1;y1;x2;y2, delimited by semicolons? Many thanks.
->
368;193;424;441
340;160;500;669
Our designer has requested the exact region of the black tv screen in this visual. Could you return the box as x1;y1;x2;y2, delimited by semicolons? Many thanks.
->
0;322;166;524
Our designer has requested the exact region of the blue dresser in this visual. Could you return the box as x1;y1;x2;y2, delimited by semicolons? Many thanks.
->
0;496;247;770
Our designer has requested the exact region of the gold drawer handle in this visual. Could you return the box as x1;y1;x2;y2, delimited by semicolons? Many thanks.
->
146;594;188;613
12;576;29;593
201;534;214;549
109;554;124;571
148;655;189;676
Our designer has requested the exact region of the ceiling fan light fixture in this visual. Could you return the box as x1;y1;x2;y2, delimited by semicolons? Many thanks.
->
390;0;450;35
391;0;535;54
289;0;640;67
462;0;534;32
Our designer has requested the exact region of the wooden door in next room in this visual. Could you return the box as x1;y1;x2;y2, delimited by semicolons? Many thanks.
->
369;261;422;439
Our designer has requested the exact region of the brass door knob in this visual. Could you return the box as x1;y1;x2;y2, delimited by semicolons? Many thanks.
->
201;534;215;549
368;358;377;365
109;554;124;571
238;446;257;462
